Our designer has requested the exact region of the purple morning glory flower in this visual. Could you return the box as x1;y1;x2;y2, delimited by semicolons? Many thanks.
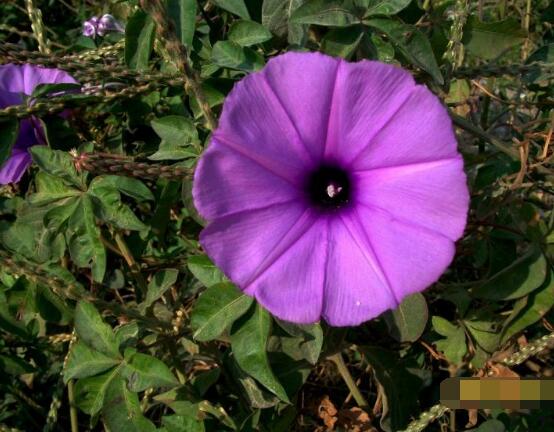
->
83;16;100;38
83;14;124;38
192;52;469;327
0;64;77;184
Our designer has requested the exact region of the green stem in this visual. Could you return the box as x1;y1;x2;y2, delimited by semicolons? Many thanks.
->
450;113;518;159
67;380;78;432
114;233;148;301
328;352;369;409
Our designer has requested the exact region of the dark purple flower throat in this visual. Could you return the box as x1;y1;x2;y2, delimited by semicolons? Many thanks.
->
307;165;351;210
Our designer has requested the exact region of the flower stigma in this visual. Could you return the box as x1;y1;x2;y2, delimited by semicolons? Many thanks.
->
307;165;351;210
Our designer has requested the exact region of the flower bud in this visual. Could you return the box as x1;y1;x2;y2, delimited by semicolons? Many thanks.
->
97;14;124;37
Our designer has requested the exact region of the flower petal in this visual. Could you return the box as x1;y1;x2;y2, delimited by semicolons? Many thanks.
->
13;119;40;151
324;61;416;163
214;58;326;181
0;64;76;96
348;86;459;170
0;64;24;94
245;217;327;324
263;52;341;161
322;213;398;326
0;149;32;184
192;138;302;221
354;157;469;241
355;205;456;304
0;90;23;108
21;64;77;95
200;201;313;290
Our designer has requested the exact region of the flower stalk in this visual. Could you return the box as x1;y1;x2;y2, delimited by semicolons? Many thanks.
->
74;152;191;181
453;62;554;79
140;0;217;130
0;82;165;119
25;0;51;54
0;45;186;87
443;0;469;77
328;351;369;410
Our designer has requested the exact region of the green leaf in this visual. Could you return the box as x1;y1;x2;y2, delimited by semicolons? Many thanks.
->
230;303;289;402
36;283;70;323
364;0;411;17
31;172;80;206
115;322;140;349
191;282;253;341
369;32;395;61
432;316;467;364
262;0;310;45
161;415;205;432
365;18;444;84
211;41;265;72
31;83;82;99
167;0;197;47
29;147;84;189
88;175;154;202
445;79;471;106
88;182;148;231
226;354;280;408
435;327;467;365
148;145;197;161
75;301;120;358
125;10;156;70
361;347;423;432
123;348;179;392
468;419;506;432
142;269;179;310
501;272;554;342
64;342;120;382
187;254;227;287
0;118;18;167
524;44;554;83
0;354;35;376
211;0;250;19
464;320;501;353
0;300;29;339
432;315;458;336
383;293;428;343
102;374;157;432
40;116;81;152
151;116;198;146
149;116;200;161
33;262;86;298
229;20;273;46
198;400;237;430
67;196;107;282
291;0;363;26
75;366;123;415
0;202;64;262
472;248;548;300
463;17;525;60
321;26;364;59
275;321;323;364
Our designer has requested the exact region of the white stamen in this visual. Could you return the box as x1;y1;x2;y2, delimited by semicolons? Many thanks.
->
326;183;342;198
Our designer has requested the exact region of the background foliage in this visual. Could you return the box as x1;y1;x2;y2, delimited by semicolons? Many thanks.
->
0;0;553;431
